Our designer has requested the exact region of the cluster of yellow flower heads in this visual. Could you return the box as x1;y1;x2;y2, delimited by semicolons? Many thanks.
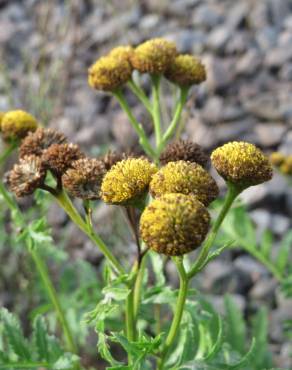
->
88;38;206;92
270;152;292;176
0;110;38;141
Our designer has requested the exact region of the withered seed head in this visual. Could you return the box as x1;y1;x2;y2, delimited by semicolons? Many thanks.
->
150;160;219;206
159;139;209;167
19;128;67;158
42;143;84;177
7;155;46;197
140;193;210;256
99;150;131;171
62;158;106;200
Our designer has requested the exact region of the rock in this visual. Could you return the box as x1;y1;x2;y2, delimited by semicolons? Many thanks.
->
205;294;246;316
284;15;292;29
192;4;223;29
47;203;67;228
204;55;233;92
201;96;224;124
216;119;254;142
270;306;292;342
239;183;269;205
265;47;292;68
268;0;291;27
254;123;286;146
244;94;283;121
207;26;232;52
270;214;290;235
236;49;262;76
166;29;206;53
225;31;250;54
226;2;249;29
279;130;292;153
140;14;160;30
256;26;278;51
185;115;216;149
280;63;292;80
250;208;271;236
249;278;277;301
234;255;270;282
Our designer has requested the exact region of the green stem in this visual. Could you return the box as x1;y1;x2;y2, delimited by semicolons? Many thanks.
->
113;89;157;160
187;183;241;279
30;248;77;354
0;363;50;369
54;190;125;276
0;182;77;355
158;258;188;370
151;75;162;150
126;287;136;342
133;254;147;319
159;87;189;152
0;142;17;164
128;78;152;114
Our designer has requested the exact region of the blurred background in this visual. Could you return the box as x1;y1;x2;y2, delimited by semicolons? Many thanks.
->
0;0;291;368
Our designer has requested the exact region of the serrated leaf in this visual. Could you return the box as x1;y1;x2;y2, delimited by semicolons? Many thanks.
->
102;287;131;301
97;332;122;366
276;231;292;273
224;296;246;355
202;313;223;361
225;337;256;369
53;353;79;370
0;308;31;361
32;316;50;362
260;230;273;258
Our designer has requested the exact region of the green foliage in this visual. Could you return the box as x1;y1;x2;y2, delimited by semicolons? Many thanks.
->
0;308;78;369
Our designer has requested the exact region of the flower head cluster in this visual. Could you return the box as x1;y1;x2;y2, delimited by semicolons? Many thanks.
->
150;160;218;206
159;139;209;167
101;158;158;205
165;54;206;86
270;152;292;176
62;158;106;200
140;193;210;256
211;141;273;189
1;110;38;141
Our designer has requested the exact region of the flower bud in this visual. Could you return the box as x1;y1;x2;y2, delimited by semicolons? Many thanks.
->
1;110;38;141
130;38;177;74
211;141;273;189
101;158;158;205
140;193;210;256
165;54;206;86
62;158;106;200
7;155;46;197
88;55;132;91
159;139;209;167
150;161;218;206
19;128;67;158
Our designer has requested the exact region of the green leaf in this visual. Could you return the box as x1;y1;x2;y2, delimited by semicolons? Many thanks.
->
225;337;256;369
224;296;246;355
276;230;292;273
260;230;273;258
0;308;31;361
149;252;165;285
32;316;50;362
97;332;122;366
202;314;223;361
102;286;131;301
53;353;79;370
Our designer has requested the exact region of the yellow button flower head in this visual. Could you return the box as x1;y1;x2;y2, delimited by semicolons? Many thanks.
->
7;155;46;197
62;158;106;200
280;155;292;176
211;141;273;188
131;38;177;74
165;54;206;86
269;152;285;167
88;55;132;92
0;111;5;132
101;158;158;205
150;161;218;206
109;45;134;62
140;193;210;256
1;110;38;141
19;128;67;159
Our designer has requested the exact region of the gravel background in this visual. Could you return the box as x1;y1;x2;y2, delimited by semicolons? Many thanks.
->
0;0;291;368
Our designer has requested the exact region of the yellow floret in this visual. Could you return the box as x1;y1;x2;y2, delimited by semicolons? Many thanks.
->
101;158;158;205
150;160;218;206
88;55;132;91
211;141;273;188
109;45;134;62
165;54;206;86
1;110;38;141
130;38;177;74
140;193;210;256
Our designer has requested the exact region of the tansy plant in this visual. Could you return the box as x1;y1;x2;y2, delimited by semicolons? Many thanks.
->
0;38;282;370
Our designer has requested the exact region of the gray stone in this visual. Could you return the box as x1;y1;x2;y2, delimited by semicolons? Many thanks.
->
192;4;223;29
265;47;292;68
234;255;269;282
280;63;292;80
226;2;249;29
140;14;160;30
270;306;292;342
225;31;250;54
268;0;291;27
239;184;269;205
205;294;246;316
244;95;283;121
185;115;216;149
256;27;278;51
204;55;233;92
279;130;292;153
207;26;232;52
255;123;286;146
270;214;290;235
249;278;277;301
166;29;206;53
250;209;271;235
216;120;254;142
236;49;262;76
284;15;292;30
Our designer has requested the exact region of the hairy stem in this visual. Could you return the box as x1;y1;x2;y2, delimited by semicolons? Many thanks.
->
158;258;189;369
188;183;241;279
113;89;156;160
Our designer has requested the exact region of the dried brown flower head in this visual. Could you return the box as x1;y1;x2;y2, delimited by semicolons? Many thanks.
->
159;139;209;167
42;143;84;177
99;150;131;171
19;128;67;158
7;155;46;197
62;158;106;200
